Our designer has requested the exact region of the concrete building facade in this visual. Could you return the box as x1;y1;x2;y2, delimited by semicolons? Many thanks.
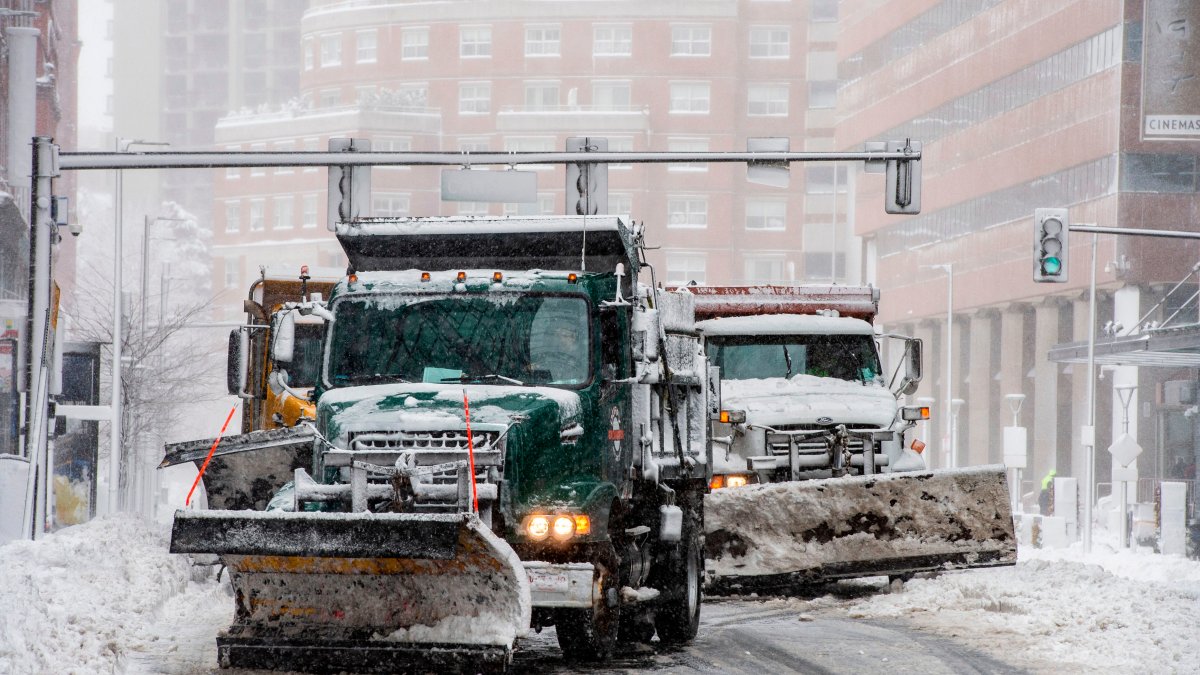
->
839;0;1200;504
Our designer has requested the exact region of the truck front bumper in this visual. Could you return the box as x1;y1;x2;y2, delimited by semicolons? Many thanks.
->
524;561;596;609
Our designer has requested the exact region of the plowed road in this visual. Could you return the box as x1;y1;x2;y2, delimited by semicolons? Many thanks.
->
513;597;1022;674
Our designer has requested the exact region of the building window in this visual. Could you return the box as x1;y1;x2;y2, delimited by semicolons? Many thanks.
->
805;165;849;193
460;26;492;58
374;136;412;152
249;144;266;176
402;27;429;60
608;137;633;170
524;81;560;110
505;136;555;170
668;138;708;172
274;141;295;175
320;34;341;67
748;84;789;116
460;82;491;114
667;196;708;228
356;29;377;63
302;194;318;228
224;257;240;288
810;0;838;22
273;197;294;230
373;193;411;217
608;192;632;216
808;81;837;109
749;27;790;58
225;201;240;233
249;200;265;231
318;89;340;107
457;201;489;216
592;80;631;110
594;24;632;56
671;25;711;56
745;199;787;230
459;138;490;152
666;252;707;285
743;255;787;283
303;39;313;70
525;25;561;57
669;82;710;114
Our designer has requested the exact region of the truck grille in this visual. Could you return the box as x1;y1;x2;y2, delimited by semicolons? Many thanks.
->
348;429;500;452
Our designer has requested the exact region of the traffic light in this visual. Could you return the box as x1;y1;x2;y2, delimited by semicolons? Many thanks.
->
1033;208;1069;283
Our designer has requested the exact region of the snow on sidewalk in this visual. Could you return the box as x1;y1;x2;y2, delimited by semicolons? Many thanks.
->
813;535;1200;674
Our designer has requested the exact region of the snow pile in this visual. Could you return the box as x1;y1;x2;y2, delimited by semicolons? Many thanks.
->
825;547;1200;674
0;515;228;673
706;465;1015;578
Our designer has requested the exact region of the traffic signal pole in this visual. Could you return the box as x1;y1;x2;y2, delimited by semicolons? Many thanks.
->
22;138;922;537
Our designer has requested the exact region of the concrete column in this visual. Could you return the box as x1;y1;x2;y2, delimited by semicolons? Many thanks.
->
1033;300;1064;481
966;311;996;466
949;315;969;469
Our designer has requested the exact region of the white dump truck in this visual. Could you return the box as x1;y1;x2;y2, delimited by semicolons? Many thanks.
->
678;285;1016;591
687;285;927;484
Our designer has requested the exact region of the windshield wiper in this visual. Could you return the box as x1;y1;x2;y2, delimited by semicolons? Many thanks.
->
441;373;524;386
337;373;412;385
783;345;793;378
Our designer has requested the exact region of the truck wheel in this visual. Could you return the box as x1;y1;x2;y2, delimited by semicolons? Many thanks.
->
653;529;702;644
555;562;619;661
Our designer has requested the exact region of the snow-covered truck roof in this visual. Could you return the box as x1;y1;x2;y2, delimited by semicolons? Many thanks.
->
335;215;635;276
673;285;879;321
696;314;875;337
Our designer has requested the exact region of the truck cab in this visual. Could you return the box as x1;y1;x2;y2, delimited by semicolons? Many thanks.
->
682;285;926;487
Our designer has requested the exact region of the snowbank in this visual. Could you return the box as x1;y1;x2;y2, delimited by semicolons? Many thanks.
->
0;515;228;673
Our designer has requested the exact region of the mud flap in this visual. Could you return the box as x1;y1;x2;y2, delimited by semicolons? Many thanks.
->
704;464;1017;593
171;510;531;671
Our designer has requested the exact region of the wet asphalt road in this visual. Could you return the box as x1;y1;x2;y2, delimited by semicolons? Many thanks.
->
512;596;1024;674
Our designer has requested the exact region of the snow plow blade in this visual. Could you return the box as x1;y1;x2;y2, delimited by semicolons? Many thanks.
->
158;426;315;510
704;465;1017;594
170;510;530;672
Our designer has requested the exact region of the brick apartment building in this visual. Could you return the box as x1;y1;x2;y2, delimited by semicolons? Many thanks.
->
211;0;845;317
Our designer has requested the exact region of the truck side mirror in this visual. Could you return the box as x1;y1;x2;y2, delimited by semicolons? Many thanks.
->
900;337;922;395
273;311;296;364
227;328;249;397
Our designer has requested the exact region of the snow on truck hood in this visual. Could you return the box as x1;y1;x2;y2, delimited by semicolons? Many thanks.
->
318;383;581;437
722;374;896;428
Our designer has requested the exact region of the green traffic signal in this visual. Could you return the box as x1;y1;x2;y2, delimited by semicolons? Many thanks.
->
1042;256;1061;275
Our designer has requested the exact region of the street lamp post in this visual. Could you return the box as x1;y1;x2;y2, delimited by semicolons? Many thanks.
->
109;138;168;515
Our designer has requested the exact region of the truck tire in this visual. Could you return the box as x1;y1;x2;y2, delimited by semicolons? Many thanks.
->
555;562;619;661
653;528;702;643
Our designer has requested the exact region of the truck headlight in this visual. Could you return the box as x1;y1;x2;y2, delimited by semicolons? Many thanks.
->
526;515;550;539
901;405;931;421
710;474;751;489
552;515;575;540
718;409;747;424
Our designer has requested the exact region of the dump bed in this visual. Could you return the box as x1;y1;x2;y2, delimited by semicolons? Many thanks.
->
675;285;879;322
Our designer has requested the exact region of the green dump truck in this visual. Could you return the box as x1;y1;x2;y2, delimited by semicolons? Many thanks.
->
167;215;713;671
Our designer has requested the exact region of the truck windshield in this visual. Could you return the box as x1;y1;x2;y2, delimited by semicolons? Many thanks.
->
286;323;325;389
706;334;882;383
328;294;591;388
